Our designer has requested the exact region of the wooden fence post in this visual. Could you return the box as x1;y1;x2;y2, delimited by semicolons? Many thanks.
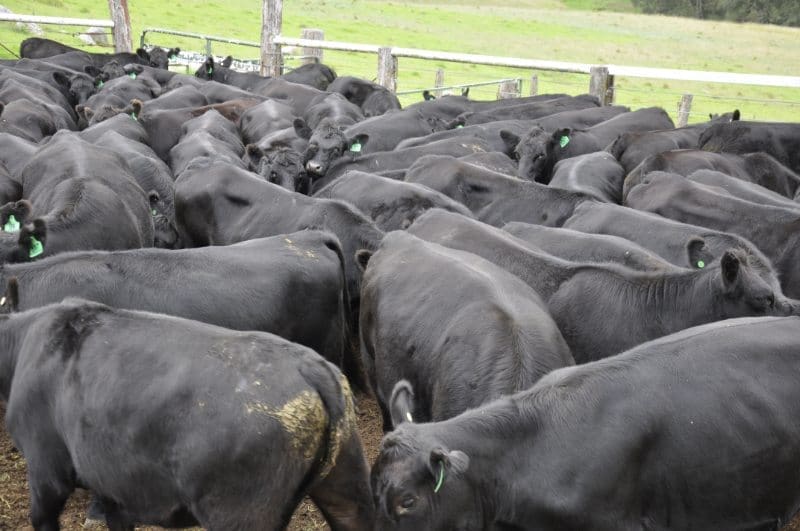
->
300;28;323;64
677;93;693;127
377;47;397;92
529;74;538;96
589;66;614;105
107;0;132;53
434;68;445;97
497;80;519;99
260;0;283;77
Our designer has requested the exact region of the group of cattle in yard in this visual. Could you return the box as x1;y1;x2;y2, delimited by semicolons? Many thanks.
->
0;33;799;530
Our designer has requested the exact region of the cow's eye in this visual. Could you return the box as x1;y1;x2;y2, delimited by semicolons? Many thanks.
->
396;495;417;514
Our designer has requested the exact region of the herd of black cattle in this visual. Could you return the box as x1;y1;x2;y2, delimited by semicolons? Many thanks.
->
0;35;799;530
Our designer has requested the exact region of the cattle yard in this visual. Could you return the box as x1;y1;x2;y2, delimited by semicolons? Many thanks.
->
1;0;800;530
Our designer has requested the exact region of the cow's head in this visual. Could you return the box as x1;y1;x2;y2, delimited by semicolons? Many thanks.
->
248;145;310;194
0;201;47;264
294;117;368;178
372;423;473;531
143;47;180;70
195;56;232;81
501;126;570;184
147;191;180;249
52;71;96;107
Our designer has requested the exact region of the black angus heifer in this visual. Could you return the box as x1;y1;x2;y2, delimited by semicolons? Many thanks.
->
245;146;310;194
395;105;630;151
0;232;349;367
0;299;372;531
548;151;626;203
20;37;179;69
626;171;800;298
623;149;800;200
700;120;800;174
450;93;601;126
372;316;800;530
405;155;594;227
327;76;401;116
300;92;364;130
503;106;674;183
608;111;740;174
310;136;494;193
280;61;337;90
175;160;384;385
10;131;154;259
314;170;474;231
502;221;676;272
409;208;789;362
358;231;573;431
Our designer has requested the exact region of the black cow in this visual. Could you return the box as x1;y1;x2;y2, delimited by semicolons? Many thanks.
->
372;316;800;530
395;105;630;152
11;131;154;258
449;93;601;127
310;136;495;193
358;231;573;431
246;146;310;193
0;132;37;176
404;155;594;227
300;92;364;130
280;61;337;90
563;201;777;276
20;37;179;69
239;99;296;145
626;170;800;298
170;110;246;177
548;151;625;203
699;120;800;174
688;169;800;210
502;221;676;271
0;232;349;367
623;149;800;200
313;170;473;231
327;76;401;116
0;298;372;530
502;106;674;183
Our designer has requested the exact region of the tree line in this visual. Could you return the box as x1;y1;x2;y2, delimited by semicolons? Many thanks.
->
631;0;800;27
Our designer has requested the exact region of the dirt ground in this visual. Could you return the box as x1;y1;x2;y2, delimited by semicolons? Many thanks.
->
3;396;800;531
0;394;383;531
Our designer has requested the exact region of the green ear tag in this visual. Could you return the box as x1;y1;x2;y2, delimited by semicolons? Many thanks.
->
433;462;445;494
696;260;706;269
128;72;137;79
207;67;213;75
130;113;138;121
559;135;570;148
3;215;20;233
28;235;43;258
350;141;362;153
169;54;177;60
151;208;157;216
97;80;104;88
456;124;464;129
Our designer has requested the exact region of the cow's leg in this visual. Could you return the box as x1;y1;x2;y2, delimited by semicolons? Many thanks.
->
28;475;71;531
102;498;135;531
83;494;107;527
309;431;374;531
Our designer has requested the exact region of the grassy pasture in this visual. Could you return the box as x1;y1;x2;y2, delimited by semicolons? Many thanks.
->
0;0;798;123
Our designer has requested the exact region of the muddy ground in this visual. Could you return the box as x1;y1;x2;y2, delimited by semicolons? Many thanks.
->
2;396;799;531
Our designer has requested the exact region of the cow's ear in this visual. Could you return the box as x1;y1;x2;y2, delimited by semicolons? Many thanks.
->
461;86;470;97
347;133;368;154
147;190;161;212
221;56;233;68
389;380;415;428
0;276;18;313
428;447;470;492
732;109;740;121
355;249;372;272
168;47;180;59
552;128;571;149
447;115;465;130
136;48;150;60
499;130;520;156
52;71;70;88
245;143;264;159
126;99;143;120
82;106;95;121
686;236;712;270
293;118;312;140
83;65;102;78
422;90;435;101
1;200;32;232
18;219;46;261
720;250;740;288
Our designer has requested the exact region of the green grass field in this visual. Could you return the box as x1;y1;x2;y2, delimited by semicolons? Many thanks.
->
1;0;798;123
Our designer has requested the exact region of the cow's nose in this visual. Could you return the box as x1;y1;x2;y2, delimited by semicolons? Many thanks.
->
306;161;323;175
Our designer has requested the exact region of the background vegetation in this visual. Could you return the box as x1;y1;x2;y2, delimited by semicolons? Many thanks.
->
0;0;798;123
